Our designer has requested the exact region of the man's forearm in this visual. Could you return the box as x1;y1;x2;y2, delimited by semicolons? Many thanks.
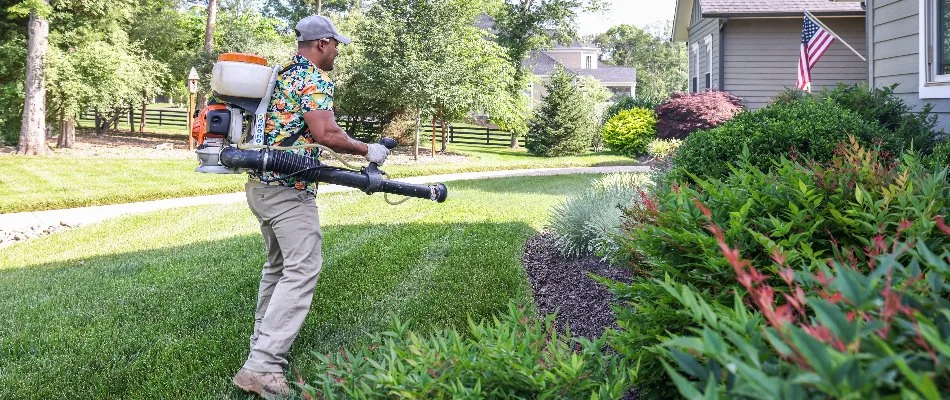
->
322;125;369;156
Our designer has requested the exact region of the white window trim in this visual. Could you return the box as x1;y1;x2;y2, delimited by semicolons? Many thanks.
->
691;42;699;92
584;54;593;69
704;34;713;89
919;0;950;98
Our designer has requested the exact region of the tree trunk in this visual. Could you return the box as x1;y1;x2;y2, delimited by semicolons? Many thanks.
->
128;103;135;133
509;131;520;149
197;0;218;109
57;112;75;149
413;109;420;161
17;1;50;155
94;109;103;135
440;110;447;152
111;108;120;130
430;114;437;157
139;99;147;133
316;0;323;14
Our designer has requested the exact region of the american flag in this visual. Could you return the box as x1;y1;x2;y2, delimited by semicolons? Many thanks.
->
798;14;835;90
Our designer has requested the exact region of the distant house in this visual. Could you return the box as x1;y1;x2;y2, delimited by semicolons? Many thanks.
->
672;0;867;108
863;0;950;131
524;43;638;107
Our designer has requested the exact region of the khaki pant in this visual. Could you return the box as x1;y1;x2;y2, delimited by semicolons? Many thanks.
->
242;181;323;373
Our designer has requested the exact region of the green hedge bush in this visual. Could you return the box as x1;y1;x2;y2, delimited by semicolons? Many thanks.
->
606;140;950;398
671;97;896;181
602;95;663;124
301;302;634;399
601;108;656;157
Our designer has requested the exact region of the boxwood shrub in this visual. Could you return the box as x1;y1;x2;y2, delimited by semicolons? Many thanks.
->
601;108;657;157
671;97;896;181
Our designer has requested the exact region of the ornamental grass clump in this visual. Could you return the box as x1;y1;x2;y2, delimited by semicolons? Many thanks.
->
301;302;634;399
547;173;648;259
601;108;657;157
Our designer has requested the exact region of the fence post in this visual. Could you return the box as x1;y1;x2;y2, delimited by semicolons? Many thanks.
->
158;109;163;127
449;125;454;143
485;127;490;145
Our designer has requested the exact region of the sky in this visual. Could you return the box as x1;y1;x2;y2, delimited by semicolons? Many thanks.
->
576;0;678;36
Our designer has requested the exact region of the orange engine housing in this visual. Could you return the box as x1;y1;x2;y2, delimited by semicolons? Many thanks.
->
191;104;229;145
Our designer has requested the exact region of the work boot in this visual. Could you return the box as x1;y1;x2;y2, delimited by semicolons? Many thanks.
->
232;368;293;399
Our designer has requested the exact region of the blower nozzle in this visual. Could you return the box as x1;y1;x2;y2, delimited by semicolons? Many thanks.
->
219;147;448;203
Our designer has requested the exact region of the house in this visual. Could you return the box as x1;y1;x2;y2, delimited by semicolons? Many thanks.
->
862;0;950;131
672;0;867;108
524;43;638;107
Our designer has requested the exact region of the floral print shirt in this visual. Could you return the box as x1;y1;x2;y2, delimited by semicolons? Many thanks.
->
250;54;334;192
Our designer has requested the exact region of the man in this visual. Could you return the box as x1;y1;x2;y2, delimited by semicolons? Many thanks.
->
231;15;389;398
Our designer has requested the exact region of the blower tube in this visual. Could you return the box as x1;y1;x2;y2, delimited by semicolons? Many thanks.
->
219;140;448;203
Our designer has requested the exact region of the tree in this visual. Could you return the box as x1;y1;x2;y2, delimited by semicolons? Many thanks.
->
196;0;217;108
337;0;514;158
13;0;51;155
526;67;595;156
489;0;605;148
594;22;687;100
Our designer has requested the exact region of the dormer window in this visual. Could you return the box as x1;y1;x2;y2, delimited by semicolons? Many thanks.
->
585;55;593;69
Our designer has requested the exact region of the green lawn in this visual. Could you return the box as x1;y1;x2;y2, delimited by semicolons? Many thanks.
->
0;144;634;213
0;174;598;399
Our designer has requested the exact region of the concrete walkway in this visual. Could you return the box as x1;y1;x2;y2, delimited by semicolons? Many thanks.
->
0;166;649;233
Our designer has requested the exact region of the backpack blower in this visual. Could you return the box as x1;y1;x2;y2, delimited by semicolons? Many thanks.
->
190;53;447;203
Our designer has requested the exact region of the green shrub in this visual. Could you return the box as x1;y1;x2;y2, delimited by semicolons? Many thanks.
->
601;108;656;157
647;138;682;160
821;83;940;153
301;302;634;399
526;67;597;157
606;140;950;398
602;95;663;124
661;230;950;398
926;140;950;171
547;173;649;259
671;96;896;181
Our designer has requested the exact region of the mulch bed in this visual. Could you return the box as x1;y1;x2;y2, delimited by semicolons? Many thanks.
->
522;232;639;399
522;232;633;341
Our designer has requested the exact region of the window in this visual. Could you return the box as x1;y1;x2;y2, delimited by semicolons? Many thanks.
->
919;0;950;98
704;35;713;90
691;43;699;92
584;55;593;69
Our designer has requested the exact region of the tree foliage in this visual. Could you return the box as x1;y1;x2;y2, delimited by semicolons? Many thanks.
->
335;0;515;140
594;22;687;100
526;67;596;156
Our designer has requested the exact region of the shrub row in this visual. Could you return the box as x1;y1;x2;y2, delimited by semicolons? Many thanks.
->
605;139;950;397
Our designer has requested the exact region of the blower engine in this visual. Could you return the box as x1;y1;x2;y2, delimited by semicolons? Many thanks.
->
191;53;447;203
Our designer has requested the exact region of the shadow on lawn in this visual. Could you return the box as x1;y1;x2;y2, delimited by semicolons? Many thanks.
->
0;220;535;399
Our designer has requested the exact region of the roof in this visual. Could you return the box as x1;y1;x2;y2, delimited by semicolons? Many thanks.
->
702;0;864;17
672;0;865;41
550;41;599;50
474;13;496;33
524;51;561;75
571;67;636;83
524;50;636;83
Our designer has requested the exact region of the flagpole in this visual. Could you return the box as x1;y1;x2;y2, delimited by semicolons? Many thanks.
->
805;9;867;62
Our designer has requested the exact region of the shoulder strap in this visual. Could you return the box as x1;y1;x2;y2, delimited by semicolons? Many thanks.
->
273;61;315;148
279;62;310;76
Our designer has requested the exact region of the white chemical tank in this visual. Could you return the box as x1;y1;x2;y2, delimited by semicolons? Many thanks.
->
210;53;271;99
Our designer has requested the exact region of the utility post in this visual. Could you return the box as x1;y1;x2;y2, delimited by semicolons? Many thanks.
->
187;68;199;150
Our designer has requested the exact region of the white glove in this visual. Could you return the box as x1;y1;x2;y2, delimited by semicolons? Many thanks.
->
365;143;389;165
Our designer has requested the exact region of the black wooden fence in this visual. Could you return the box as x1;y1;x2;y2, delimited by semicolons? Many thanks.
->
80;107;521;147
447;125;524;147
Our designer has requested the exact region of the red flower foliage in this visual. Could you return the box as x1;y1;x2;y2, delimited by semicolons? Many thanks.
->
654;91;744;140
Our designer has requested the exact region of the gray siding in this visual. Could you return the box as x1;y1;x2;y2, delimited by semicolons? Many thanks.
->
688;0;720;91
870;0;950;131
723;17;867;108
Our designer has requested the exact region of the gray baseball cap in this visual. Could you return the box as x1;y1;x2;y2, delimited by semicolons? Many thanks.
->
295;15;351;44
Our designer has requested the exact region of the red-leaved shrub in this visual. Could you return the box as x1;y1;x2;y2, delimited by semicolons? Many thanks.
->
654;91;744;139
